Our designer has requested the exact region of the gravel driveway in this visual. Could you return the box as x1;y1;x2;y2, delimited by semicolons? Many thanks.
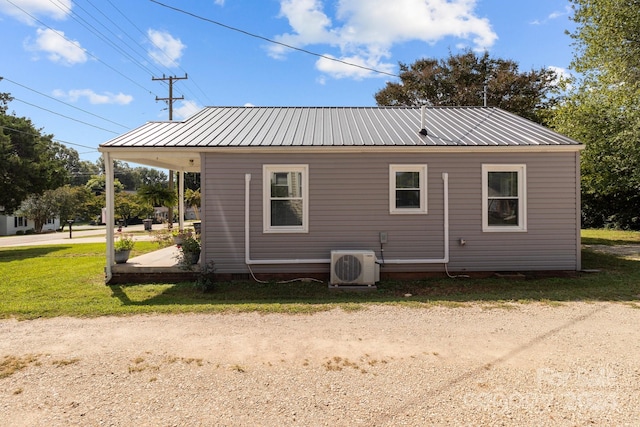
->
1;303;639;426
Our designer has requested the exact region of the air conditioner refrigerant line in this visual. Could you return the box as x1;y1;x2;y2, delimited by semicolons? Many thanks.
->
244;172;450;266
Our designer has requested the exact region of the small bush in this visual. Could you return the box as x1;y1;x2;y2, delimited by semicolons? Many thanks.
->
15;230;24;236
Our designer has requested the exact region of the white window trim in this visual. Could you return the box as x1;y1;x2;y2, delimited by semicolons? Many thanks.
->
482;164;527;232
389;164;428;214
263;164;309;233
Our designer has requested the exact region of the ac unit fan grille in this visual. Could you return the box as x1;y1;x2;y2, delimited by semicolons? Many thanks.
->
334;254;362;282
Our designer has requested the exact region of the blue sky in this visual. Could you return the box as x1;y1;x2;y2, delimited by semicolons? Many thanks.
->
0;0;576;164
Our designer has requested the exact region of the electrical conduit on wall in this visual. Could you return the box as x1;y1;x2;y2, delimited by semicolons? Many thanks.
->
244;172;450;266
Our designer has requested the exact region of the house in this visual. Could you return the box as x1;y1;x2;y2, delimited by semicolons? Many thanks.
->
99;106;584;283
0;214;59;236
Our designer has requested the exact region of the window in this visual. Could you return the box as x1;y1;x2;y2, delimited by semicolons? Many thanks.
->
482;164;527;232
389;165;427;214
263;165;308;233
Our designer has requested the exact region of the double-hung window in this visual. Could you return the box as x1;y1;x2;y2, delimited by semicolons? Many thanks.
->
389;165;428;214
263;165;308;233
482;164;527;232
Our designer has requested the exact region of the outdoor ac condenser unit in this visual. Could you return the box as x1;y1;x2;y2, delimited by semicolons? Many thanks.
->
330;250;380;285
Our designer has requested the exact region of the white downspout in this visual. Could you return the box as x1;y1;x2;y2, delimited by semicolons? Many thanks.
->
104;152;114;282
244;172;450;266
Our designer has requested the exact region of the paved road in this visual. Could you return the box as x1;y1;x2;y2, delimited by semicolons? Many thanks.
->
0;224;153;247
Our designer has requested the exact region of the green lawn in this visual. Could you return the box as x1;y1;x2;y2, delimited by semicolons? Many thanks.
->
1;231;639;319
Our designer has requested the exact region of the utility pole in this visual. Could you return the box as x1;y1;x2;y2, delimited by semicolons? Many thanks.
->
152;74;187;120
152;74;187;229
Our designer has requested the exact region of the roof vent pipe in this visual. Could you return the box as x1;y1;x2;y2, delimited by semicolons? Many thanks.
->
419;105;428;136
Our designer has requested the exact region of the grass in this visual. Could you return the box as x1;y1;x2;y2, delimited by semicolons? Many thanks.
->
581;228;640;245
1;230;640;320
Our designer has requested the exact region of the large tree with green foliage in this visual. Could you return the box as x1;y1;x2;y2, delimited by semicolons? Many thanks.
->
374;51;559;124
50;185;93;230
568;0;640;84
71;160;100;187
115;192;150;226
0;92;69;213
550;0;640;228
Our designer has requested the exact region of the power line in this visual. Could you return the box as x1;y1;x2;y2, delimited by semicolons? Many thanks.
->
1;77;129;129
49;0;166;79
4;0;158;97
101;0;211;104
149;0;400;78
0;124;97;151
12;98;119;134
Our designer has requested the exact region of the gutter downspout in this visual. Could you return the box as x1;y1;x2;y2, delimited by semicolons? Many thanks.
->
104;152;114;283
244;172;450;267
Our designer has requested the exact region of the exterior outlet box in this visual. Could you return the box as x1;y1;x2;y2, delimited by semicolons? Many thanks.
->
379;232;388;244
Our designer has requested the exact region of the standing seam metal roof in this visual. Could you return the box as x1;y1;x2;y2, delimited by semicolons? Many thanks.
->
100;106;582;149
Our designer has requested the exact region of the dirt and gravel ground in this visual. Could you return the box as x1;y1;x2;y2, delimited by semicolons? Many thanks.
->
1;302;639;426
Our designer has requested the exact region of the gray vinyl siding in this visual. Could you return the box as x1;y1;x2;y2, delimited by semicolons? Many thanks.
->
203;150;579;275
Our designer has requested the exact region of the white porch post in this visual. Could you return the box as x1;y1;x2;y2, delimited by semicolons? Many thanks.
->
179;170;185;230
104;152;115;282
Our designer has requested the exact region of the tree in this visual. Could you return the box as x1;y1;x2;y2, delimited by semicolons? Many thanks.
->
115;192;148;226
50;185;93;230
184;188;201;220
184;172;200;191
552;83;640;228
550;0;640;228
71;160;100;187
137;167;167;186
137;183;178;224
568;0;640;85
0;92;69;213
374;51;559;123
85;174;124;195
18;191;57;233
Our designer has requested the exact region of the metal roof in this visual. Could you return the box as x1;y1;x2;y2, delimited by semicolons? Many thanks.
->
99;107;582;171
101;106;581;148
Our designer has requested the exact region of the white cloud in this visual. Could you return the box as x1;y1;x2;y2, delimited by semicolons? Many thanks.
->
0;0;71;24
147;29;186;67
548;6;571;20
270;0;497;79
53;89;133;105
315;53;394;79
173;100;201;120
531;5;571;25
244;103;255;107
214;0;226;5
28;28;87;65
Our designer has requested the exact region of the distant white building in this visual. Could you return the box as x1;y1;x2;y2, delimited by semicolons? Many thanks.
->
0;214;60;236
